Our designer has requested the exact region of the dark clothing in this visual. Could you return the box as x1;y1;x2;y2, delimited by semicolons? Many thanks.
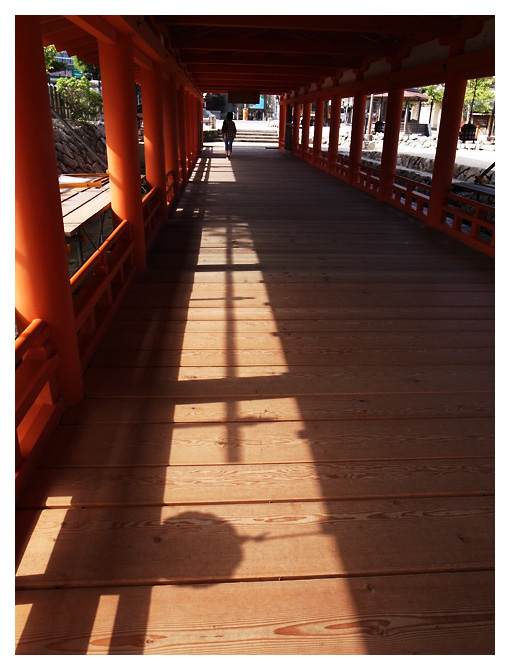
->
221;119;237;140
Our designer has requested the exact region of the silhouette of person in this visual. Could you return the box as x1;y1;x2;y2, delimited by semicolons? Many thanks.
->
221;112;237;159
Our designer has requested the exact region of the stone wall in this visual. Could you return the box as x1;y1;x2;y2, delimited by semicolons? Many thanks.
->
53;118;107;174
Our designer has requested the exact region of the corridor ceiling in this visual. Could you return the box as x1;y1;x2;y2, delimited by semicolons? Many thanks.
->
40;15;493;96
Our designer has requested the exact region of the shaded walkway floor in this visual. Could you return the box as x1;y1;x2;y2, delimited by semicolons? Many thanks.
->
16;145;495;654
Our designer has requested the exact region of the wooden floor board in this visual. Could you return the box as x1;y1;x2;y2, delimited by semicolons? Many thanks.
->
39;417;494;467
15;497;494;589
19;457;495;508
15;145;495;654
15;572;495;655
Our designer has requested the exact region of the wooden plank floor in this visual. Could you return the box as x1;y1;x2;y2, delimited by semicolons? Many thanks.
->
15;145;495;655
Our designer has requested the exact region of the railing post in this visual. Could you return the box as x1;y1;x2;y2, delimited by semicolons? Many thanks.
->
378;87;405;202
98;31;146;272
348;92;367;184
15;15;84;407
427;76;468;227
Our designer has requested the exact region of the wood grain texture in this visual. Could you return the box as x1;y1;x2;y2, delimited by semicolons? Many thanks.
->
16;145;494;654
15;572;494;654
39;416;494;467
16;497;494;589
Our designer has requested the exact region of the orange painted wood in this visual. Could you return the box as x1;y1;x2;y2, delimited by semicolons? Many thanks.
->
15;571;494;654
15;497;494;589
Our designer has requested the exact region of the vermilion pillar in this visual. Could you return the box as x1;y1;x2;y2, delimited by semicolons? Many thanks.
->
292;103;301;155
140;61;167;215
15;16;83;406
163;74;180;200
177;85;188;183
348;92;367;184
378;87;405;201
185;90;192;167
278;99;287;149
301;101;311;158
99;32;146;271
427;77;468;226
312;99;325;165
327;95;342;173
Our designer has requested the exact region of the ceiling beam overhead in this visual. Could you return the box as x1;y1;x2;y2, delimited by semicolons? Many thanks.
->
154;14;465;35
38;14;494;98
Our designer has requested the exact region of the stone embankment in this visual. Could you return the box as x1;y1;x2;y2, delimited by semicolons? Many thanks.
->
53;118;107;174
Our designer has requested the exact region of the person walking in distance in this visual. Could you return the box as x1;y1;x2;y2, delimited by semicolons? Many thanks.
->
222;112;237;159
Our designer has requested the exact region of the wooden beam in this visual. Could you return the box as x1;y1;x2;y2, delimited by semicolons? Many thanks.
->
172;35;399;58
64;15;117;45
156;15;465;36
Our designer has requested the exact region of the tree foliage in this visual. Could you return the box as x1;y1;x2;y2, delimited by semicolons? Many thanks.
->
73;55;101;80
55;77;103;121
421;84;445;104
43;45;68;73
465;77;495;117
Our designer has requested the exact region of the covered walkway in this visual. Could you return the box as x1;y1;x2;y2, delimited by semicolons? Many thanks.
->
16;145;495;654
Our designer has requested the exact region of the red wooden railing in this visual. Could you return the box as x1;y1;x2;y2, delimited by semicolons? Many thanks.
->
142;186;162;248
328;152;495;257
15;318;65;498
70;218;136;372
439;190;495;256
389;175;430;222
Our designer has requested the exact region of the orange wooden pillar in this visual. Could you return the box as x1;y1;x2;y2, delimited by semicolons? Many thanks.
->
312;99;324;165
427;77;468;226
185;90;192;167
197;97;204;154
163;74;181;201
301;101;311;159
327;94;342;174
99;32;146;271
348;92;367;184
15;16;84;406
292;103;301;155
177;85;188;183
140;61;167;216
378;87;405;201
278;99;287;149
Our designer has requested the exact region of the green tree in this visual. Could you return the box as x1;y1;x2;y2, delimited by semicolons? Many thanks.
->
73;55;101;80
55;77;103;121
43;45;68;73
464;77;495;120
421;84;445;123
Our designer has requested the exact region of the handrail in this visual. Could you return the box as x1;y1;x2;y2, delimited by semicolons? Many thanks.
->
15;318;65;498
142;185;162;247
71;218;136;370
325;157;495;256
15;318;46;364
441;190;494;256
